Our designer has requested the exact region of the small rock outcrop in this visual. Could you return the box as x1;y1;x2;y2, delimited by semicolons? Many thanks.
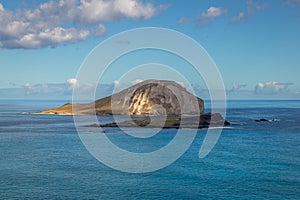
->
254;118;275;122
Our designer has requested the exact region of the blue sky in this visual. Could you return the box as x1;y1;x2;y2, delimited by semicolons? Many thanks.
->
0;0;299;99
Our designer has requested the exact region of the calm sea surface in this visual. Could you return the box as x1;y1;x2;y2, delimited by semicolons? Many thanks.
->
0;100;299;199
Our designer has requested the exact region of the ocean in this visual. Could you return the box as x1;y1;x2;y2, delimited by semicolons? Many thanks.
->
0;100;299;199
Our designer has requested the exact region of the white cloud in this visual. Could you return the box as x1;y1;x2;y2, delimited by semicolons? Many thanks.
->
22;78;95;96
93;24;108;37
231;12;246;23
254;81;293;95
131;79;143;85
247;0;267;14
5;27;91;49
114;80;120;86
231;0;267;23
24;83;34;89
176;82;184;87
158;4;172;11
0;3;4;11
177;17;189;25
77;0;157;23
67;78;79;88
198;6;227;24
24;83;65;95
229;83;247;93
0;0;168;49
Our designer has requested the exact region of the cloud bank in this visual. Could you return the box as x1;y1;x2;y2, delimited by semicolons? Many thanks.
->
21;78;149;98
1;79;299;100
254;81;293;95
0;0;168;49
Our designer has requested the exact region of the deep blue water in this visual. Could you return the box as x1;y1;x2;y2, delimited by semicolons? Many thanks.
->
0;100;299;199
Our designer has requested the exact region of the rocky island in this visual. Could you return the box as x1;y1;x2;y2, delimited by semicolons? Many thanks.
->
38;79;229;129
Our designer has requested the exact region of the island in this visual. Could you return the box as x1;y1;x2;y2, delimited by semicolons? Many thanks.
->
38;79;230;129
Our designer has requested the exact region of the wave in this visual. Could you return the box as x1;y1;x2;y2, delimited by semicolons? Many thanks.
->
208;126;233;130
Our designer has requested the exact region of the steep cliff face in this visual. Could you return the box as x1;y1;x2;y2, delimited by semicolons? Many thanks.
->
38;80;204;116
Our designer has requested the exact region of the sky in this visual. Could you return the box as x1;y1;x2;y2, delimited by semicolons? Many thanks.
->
0;0;300;100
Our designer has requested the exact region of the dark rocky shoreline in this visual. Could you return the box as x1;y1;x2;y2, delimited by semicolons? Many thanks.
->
90;113;230;129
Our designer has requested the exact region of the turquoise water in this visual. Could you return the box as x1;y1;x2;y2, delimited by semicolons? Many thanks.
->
0;100;299;199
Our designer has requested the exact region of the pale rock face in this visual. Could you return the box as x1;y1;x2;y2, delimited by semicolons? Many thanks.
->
111;80;204;116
